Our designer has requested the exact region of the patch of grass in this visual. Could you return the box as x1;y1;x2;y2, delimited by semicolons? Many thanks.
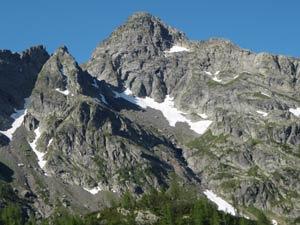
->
187;130;228;155
247;165;259;177
247;138;262;147
221;179;240;190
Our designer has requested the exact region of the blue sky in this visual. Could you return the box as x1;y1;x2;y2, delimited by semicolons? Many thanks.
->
1;0;299;62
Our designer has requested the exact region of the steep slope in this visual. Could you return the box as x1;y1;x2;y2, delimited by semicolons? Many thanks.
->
0;46;49;144
85;12;300;222
0;12;299;224
10;46;201;214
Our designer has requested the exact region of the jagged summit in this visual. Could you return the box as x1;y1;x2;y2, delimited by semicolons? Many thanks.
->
97;11;186;50
53;45;69;54
0;12;299;225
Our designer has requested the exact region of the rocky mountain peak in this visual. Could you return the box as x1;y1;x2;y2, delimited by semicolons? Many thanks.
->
106;11;186;48
1;12;300;225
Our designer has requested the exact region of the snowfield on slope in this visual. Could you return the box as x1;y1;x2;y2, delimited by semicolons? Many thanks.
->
256;110;268;117
29;127;47;169
289;107;300;117
55;88;70;96
164;45;190;53
83;186;102;195
205;71;222;83
0;98;30;140
204;190;236;216
114;89;212;135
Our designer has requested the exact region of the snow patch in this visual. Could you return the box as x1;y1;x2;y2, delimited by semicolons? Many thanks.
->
55;88;70;96
256;110;268;117
261;92;271;97
272;219;278;225
198;113;208;119
233;75;239;79
204;71;222;82
212;77;222;83
165;45;190;53
289;107;300;117
29;127;47;169
114;89;212;134
204;71;212;76
204;190;236;216
47;138;53;147
0;98;30;140
84;186;102;195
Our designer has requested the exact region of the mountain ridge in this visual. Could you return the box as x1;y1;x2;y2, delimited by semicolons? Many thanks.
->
0;12;299;225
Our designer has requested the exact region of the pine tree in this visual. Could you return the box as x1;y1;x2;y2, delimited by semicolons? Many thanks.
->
210;210;220;225
160;203;173;225
121;191;136;210
193;200;204;225
0;203;23;225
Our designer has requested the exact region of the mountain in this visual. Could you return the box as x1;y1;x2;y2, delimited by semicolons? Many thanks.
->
0;12;299;225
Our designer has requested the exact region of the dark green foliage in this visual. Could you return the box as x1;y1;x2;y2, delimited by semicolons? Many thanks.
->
121;190;136;210
0;182;17;201
0;179;271;225
0;203;24;225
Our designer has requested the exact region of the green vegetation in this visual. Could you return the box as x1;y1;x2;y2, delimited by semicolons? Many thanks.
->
187;130;227;155
0;178;274;225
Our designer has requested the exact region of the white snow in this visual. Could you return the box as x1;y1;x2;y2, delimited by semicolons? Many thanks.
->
233;75;239;79
114;89;212;134
165;45;190;53
29;127;47;169
84;186;102;195
47;138;53;147
212;77;222;83
256;110;268;117
198;113;208;119
261;92;271;97
204;71;222;82
204;71;212;76
55;88;70;96
289;107;300;117
0;98;30;140
204;190;236;216
272;219;278;225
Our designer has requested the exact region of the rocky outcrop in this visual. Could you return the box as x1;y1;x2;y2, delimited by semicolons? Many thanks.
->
0;12;299;224
0;46;49;130
25;47;199;195
85;12;300;221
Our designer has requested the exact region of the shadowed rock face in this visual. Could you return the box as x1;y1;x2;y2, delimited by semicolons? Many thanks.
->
0;162;14;182
0;12;299;223
0;46;49;130
25;47;198;197
84;12;300;220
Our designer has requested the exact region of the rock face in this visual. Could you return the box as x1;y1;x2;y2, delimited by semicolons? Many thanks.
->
26;47;198;195
0;12;299;224
0;46;49;131
85;12;300;221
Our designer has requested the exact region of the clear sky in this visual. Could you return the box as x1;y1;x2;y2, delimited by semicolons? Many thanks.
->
1;0;299;63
